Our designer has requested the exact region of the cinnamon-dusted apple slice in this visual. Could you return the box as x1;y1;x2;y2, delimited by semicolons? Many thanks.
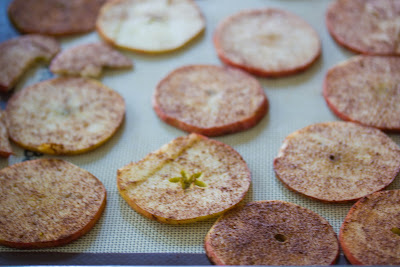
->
6;77;125;155
326;0;400;55
117;133;251;224
0;111;12;158
96;0;205;53
213;9;321;77
0;159;106;248
153;65;268;136
8;0;107;36
205;200;339;265
324;55;400;131
340;190;400;265
273;122;400;203
0;35;59;92
50;43;132;78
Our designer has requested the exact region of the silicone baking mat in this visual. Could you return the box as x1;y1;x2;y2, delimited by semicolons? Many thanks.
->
0;0;399;265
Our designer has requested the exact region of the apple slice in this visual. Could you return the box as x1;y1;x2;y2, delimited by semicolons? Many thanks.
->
6;77;125;155
50;42;132;78
153;65;268;136
0;111;12;158
117;133;251;224
0;159;106;249
0;35;59;92
326;0;400;55
324;55;400;131
214;8;321;77
205;200;339;265
273;121;400;202
340;190;400;265
8;0;107;36
96;0;205;53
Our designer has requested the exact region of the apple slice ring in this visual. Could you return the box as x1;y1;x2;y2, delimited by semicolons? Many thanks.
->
323;55;400;131
96;0;205;53
326;0;400;56
273;122;400;203
153;65;268;136
50;42;132;78
340;190;400;265
8;0;107;36
213;8;321;77
117;133;251;224
205;200;339;265
6;77;125;155
0;111;13;158
0;35;60;92
0;159;106;249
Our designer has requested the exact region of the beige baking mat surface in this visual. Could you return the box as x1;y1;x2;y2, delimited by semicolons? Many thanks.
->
1;0;399;254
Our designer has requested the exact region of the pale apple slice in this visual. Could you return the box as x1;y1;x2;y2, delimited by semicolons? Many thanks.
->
6;77;125;155
340;190;400;265
96;0;205;53
214;8;321;77
50;42;132;78
0;159;106;248
117;133;251;224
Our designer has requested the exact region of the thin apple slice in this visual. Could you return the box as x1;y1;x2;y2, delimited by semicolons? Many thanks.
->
6;77;125;155
214;9;321;77
324;55;400;131
117;133;251;224
0;35;59;92
153;65;268;136
205;200;339;265
96;0;205;53
50;42;132;78
8;0;107;36
326;0;400;55
340;190;400;265
274;121;400;202
0;111;12;158
0;159;106;248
